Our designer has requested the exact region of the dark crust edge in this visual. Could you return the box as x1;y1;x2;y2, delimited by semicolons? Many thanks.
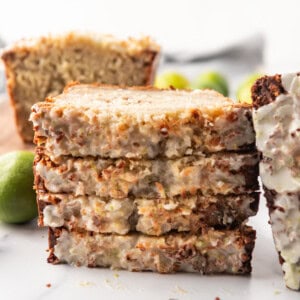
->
240;225;256;274
251;74;285;109
263;186;300;291
47;227;60;264
264;186;285;265
47;226;256;274
240;159;259;192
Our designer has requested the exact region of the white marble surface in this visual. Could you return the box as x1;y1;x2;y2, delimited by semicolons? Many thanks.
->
0;196;299;300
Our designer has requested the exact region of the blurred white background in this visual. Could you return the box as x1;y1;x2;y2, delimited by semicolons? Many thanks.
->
1;0;300;95
1;0;300;71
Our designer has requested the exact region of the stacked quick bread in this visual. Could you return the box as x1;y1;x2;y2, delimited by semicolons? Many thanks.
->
1;33;159;142
31;84;259;274
252;73;300;290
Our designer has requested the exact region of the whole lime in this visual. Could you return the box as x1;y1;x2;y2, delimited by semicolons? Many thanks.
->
192;71;229;96
0;151;37;223
236;73;264;104
154;72;190;89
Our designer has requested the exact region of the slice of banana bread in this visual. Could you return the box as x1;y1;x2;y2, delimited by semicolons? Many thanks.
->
37;192;259;235
1;33;160;142
34;152;259;199
30;84;255;160
252;73;300;290
48;226;256;274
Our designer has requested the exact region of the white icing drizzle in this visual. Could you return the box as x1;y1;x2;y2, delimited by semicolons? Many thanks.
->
253;73;300;290
253;73;300;193
269;193;300;290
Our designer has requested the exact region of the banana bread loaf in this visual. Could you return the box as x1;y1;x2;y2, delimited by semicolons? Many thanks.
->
1;33;160;142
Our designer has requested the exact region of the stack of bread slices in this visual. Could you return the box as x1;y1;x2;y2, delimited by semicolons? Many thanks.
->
31;84;259;274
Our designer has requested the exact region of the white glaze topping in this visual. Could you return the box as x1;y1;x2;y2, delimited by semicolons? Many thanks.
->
270;193;300;290
253;73;300;290
253;73;300;193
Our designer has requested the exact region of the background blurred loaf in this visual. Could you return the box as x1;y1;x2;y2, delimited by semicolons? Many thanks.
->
1;33;160;142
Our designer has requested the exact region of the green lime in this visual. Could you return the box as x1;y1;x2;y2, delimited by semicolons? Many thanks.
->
0;151;37;224
192;71;229;96
236;73;264;104
154;72;190;89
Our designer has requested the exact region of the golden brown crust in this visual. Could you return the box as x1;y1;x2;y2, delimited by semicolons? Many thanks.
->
1;33;160;57
57;82;252;109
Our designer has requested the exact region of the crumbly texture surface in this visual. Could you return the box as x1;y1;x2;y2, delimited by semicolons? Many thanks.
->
2;33;160;142
30;84;255;160
48;226;256;274
37;192;259;235
34;152;259;198
252;73;300;290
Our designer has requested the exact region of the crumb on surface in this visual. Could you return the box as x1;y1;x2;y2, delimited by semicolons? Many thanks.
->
274;290;281;295
79;281;95;287
46;283;51;288
104;277;125;290
215;297;221;300
173;285;188;294
113;273;119;278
